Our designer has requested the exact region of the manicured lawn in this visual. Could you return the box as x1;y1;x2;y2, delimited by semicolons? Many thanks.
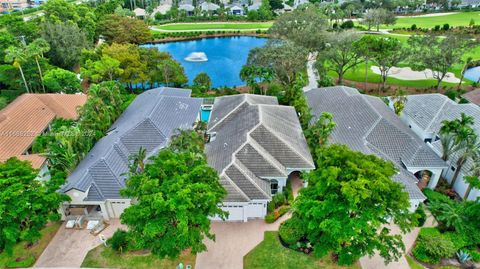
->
244;232;361;269
406;255;425;269
81;245;196;269
153;22;273;31
0;222;61;268
381;11;480;29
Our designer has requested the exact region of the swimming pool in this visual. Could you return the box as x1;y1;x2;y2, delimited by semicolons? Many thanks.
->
201;109;211;122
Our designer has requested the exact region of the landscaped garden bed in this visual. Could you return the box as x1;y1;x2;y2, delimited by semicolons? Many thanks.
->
244;231;361;269
265;179;294;223
408;189;480;269
0;222;61;268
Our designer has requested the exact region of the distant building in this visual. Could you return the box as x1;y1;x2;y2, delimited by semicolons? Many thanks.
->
227;3;243;15
306;87;447;211
401;93;480;201
247;2;260;11
133;7;146;18
200;1;220;12
0;93;87;179
0;0;28;12
179;0;195;16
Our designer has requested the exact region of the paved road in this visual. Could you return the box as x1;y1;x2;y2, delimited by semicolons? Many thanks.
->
303;52;319;92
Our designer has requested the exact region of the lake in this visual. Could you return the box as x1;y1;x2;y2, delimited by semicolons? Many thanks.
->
143;36;268;88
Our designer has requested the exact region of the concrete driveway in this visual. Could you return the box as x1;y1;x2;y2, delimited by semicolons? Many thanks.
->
34;219;126;268
195;213;290;269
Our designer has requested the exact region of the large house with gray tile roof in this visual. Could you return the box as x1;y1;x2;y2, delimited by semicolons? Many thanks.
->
61;88;202;220
306;87;447;211
401;93;480;201
205;94;314;222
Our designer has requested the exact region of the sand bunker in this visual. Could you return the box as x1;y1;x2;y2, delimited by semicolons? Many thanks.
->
371;66;461;83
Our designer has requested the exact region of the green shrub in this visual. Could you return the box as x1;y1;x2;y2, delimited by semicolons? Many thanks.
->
272;192;287;208
413;229;456;264
463;248;480;262
340;20;354;29
444;232;471;250
411;24;417;30
283;178;293;203
443;23;450;31
267;201;275;213
423;189;450;203
108;229;129;253
279;218;304;246
414;204;427;227
265;212;277;223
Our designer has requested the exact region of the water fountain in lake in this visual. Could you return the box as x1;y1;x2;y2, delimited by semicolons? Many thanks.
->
185;52;208;62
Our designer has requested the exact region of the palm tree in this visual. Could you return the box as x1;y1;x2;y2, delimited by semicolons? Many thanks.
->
128;147;147;174
457;57;472;90
440;132;456;161
450;135;480;187
4;45;30;93
27;38;50;93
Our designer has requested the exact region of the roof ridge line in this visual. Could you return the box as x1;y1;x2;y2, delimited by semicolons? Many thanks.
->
208;95;247;131
248;135;287;176
100;157;125;188
425;96;449;132
223;173;251;202
233;160;271;199
89;182;105;200
261;123;315;167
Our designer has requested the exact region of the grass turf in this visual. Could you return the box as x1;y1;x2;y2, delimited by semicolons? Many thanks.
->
154;22;273;31
244;231;361;269
406;255;426;269
0;222;61;268
380;11;480;29
81;245;196;269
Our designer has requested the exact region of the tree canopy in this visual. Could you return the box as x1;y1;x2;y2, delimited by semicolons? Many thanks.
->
0;158;69;253
96;14;151;44
293;144;416;265
120;130;227;258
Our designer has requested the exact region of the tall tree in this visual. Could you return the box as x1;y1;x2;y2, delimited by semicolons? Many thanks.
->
44;68;81;93
408;34;474;90
4;45;30;93
193;72;212;93
27;38;50;93
41;22;89;69
247;40;307;86
369;36;407;90
120;131;227;258
0;158;69;253
317;31;362;85
361;8;396;31
294;144;416;265
96;14;152;44
81;55;124;83
391;89;407;115
355;35;380;90
304;112;335;159
450;135;480;188
268;4;329;51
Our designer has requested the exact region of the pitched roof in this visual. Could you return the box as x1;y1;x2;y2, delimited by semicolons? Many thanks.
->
403;93;480;135
306;87;447;200
62;87;202;201
200;2;220;10
0;93;87;168
205;94;314;202
462;89;480;106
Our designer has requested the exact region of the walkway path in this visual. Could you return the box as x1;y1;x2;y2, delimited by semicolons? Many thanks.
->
360;213;437;269
195;176;303;269
34;219;126;268
303;52;319;92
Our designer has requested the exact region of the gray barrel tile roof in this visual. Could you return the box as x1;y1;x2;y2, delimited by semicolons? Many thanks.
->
62;87;202;201
306;86;447;201
205;94;314;203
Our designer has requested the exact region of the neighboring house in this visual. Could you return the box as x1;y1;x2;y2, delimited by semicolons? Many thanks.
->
306;87;447;211
205;94;315;222
200;1;220;12
61;88;202;220
462;89;480;106
401;93;480;200
179;0;195;16
247;2;260;11
0;0;28;12
458;0;480;8
0;93;87;179
152;3;172;15
133;7;146;18
293;0;308;8
227;3;243;15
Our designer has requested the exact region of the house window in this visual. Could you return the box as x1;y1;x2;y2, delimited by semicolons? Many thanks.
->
451;166;456;172
271;179;278;195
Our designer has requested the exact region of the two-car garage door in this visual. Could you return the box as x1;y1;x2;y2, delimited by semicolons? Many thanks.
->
214;202;267;222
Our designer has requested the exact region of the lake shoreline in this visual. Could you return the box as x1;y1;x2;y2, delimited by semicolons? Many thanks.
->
147;33;269;44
